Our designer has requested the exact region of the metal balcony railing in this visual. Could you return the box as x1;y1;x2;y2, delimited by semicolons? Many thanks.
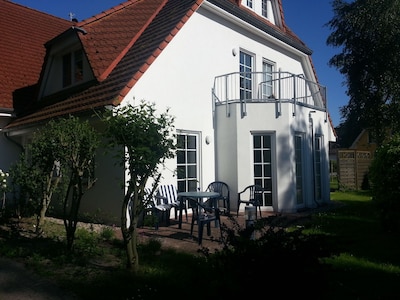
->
212;71;327;119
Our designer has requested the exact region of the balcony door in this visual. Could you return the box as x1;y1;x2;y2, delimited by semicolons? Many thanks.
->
176;131;200;193
253;133;274;207
295;133;305;207
239;51;254;100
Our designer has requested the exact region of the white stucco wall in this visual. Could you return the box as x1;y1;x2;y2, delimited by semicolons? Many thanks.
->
122;4;312;190
90;2;334;220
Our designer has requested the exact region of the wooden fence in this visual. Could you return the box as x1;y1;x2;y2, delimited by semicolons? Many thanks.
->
337;150;372;190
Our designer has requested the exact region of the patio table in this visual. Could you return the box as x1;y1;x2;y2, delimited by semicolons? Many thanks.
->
177;191;220;229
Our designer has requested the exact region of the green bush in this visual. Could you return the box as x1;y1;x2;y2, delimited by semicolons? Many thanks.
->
100;226;115;241
369;134;400;232
201;216;337;298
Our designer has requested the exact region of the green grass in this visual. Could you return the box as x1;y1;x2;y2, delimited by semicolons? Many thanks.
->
1;191;400;299
306;190;400;299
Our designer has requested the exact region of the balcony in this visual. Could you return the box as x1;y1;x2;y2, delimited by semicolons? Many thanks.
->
212;71;327;119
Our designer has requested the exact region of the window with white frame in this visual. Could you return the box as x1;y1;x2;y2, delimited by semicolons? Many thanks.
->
262;0;268;18
262;60;274;98
62;49;83;87
314;135;323;201
245;0;253;9
176;132;200;192
242;0;273;21
295;134;305;205
253;133;273;206
240;51;254;100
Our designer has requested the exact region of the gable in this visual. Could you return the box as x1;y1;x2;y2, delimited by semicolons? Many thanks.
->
78;0;168;82
38;29;95;99
0;0;71;111
5;0;201;130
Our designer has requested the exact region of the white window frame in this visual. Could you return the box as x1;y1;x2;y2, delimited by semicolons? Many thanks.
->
313;135;324;202
261;59;275;99
239;50;255;101
295;133;305;206
252;132;275;207
176;131;201;192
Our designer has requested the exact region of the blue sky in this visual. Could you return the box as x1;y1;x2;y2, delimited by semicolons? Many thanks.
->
12;0;345;127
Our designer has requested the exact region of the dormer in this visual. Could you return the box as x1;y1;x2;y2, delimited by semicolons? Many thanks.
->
241;0;278;25
38;27;95;99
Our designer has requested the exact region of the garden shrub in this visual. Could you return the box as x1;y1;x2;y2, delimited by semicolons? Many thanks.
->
202;215;337;298
369;134;400;232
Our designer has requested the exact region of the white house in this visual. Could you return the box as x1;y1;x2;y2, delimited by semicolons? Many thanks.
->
1;0;336;223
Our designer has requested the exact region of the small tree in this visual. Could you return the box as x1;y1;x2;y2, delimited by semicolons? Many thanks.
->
57;116;99;250
102;101;175;272
9;123;66;233
9;116;99;246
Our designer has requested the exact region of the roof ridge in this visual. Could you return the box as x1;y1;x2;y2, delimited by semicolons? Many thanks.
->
77;0;140;26
98;0;170;81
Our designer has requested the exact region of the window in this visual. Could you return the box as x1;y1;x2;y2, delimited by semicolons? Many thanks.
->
253;134;273;206
62;49;83;87
314;135;323;201
240;51;254;100
295;134;304;205
262;0;268;18
262;60;274;98
243;0;272;21
176;132;199;192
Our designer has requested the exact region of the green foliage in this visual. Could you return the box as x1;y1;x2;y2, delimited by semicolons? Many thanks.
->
74;227;102;256
9;115;99;245
201;216;337;297
369;134;400;232
327;0;400;142
2;192;400;299
9;117;70;224
103;101;176;180
55;116;99;251
102;100;176;271
100;226;115;241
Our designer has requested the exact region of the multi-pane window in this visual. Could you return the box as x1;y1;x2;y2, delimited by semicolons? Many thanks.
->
176;132;199;193
262;0;268;18
314;135;323;201
62;49;83;87
240;51;254;100
262;60;273;98
242;0;273;21
253;134;273;206
295;134;304;205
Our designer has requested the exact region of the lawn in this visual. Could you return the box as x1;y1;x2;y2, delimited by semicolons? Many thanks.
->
1;190;400;299
308;190;400;299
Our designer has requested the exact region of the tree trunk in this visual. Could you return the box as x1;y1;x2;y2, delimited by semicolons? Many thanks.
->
64;173;83;251
36;169;61;235
36;194;50;234
121;192;140;272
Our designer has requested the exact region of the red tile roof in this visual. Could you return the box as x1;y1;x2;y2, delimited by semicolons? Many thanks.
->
4;0;326;131
0;0;71;111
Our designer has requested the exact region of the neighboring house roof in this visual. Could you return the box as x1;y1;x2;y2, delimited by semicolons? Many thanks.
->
0;0;71;112
3;0;330;132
